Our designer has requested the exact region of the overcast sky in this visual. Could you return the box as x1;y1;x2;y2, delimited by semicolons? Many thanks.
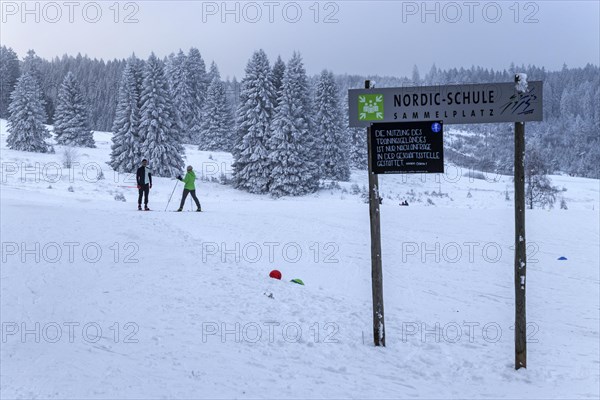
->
2;1;599;79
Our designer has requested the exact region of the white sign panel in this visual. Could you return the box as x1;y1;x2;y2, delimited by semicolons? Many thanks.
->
348;81;543;127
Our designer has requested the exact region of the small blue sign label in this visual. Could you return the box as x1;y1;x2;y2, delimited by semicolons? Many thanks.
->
431;122;442;133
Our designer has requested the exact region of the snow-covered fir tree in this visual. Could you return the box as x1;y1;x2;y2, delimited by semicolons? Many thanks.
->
226;76;241;114
270;55;285;109
412;64;421;84
300;66;320;178
54;72;95;147
232;49;275;194
166;50;194;143
268;52;320;197
0;46;20;118
314;70;350;181
207;61;220;82
139;53;184;177
344;93;367;170
349;124;368;170
186;48;208;104
21;49;53;123
22;50;43;85
7;73;52;153
198;76;234;151
300;60;322;184
185;48;209;144
109;55;145;172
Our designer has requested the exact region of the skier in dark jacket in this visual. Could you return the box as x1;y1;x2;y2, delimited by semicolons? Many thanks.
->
136;159;152;210
176;165;201;212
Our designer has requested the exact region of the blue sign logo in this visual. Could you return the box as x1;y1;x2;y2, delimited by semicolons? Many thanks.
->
431;122;442;133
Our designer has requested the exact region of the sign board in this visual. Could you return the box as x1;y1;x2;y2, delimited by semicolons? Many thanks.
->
371;121;444;174
349;81;543;127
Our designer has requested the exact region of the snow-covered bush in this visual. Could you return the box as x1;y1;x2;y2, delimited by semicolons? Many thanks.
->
464;170;486;180
62;147;79;168
560;198;568;210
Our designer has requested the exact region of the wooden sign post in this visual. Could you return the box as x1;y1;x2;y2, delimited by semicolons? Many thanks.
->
365;80;385;347
350;77;540;364
514;74;528;369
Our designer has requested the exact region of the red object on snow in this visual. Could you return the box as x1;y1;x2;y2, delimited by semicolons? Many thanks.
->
269;270;282;280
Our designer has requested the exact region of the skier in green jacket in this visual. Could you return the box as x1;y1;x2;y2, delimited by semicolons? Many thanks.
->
176;165;202;212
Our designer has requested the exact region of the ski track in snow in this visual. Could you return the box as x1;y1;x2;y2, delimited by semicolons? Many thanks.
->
1;120;599;399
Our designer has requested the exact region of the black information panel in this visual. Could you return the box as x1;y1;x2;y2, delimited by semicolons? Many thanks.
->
371;121;444;174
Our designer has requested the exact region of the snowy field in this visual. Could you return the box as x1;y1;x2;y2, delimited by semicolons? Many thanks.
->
1;119;599;399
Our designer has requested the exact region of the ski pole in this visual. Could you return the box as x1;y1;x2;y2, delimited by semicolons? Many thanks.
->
165;180;179;211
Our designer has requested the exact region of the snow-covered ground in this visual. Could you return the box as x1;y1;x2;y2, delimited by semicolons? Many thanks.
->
1;119;599;399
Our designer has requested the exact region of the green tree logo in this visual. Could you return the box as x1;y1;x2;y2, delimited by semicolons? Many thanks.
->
358;94;384;120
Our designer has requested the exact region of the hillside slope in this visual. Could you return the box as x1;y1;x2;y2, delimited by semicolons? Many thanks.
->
1;121;598;399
